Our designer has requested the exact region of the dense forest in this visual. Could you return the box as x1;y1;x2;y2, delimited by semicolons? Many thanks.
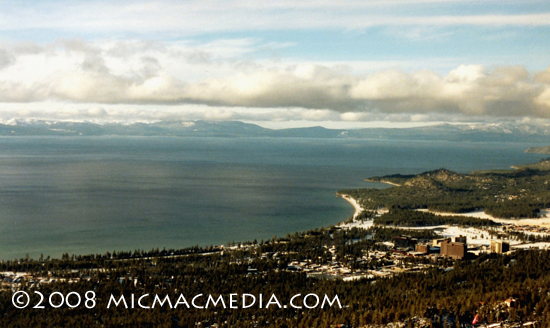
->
1;224;550;327
343;163;550;218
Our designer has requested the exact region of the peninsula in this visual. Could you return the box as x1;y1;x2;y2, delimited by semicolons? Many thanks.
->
341;161;550;219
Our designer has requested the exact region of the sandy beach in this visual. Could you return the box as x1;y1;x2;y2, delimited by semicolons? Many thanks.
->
337;193;364;219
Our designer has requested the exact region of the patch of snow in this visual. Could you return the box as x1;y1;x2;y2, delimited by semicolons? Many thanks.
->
512;242;550;250
417;209;550;227
340;219;374;230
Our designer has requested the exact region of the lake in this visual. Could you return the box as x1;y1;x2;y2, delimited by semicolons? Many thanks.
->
0;136;544;260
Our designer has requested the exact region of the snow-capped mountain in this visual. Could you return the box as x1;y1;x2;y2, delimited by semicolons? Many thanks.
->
0;120;550;142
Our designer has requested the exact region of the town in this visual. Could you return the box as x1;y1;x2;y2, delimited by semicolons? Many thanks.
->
2;209;549;327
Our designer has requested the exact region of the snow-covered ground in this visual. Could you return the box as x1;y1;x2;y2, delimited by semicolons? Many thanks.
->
338;195;550;248
340;219;550;249
340;218;374;230
434;226;516;245
417;209;550;227
511;242;550;250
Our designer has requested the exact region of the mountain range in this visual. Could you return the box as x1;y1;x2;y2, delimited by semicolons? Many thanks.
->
1;119;550;142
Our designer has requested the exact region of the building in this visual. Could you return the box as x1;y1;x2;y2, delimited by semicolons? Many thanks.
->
452;235;467;244
432;238;450;247
441;240;466;260
415;244;429;254
490;240;510;254
393;236;418;249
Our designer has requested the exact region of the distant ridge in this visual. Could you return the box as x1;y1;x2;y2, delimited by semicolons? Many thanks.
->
1;119;550;142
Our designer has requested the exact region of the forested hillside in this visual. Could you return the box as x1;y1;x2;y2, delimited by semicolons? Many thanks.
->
346;164;550;218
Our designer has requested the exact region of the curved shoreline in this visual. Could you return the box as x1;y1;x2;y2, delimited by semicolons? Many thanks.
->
337;193;364;219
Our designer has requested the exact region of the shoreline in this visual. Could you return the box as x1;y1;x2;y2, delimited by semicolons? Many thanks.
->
337;193;364;219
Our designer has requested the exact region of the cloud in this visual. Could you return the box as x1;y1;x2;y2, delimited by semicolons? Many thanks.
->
182;65;357;110
179;64;550;118
0;1;549;37
0;49;15;69
348;65;546;117
0;40;549;120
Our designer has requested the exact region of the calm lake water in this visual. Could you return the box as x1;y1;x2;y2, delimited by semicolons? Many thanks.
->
0;137;545;260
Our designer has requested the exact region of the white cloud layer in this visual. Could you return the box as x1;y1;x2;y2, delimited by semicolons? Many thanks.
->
0;0;548;36
0;40;549;120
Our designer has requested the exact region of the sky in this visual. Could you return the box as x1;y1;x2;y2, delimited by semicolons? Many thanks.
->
0;0;549;128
